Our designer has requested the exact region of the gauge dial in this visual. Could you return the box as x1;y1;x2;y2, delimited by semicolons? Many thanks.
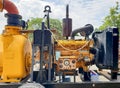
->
64;60;70;66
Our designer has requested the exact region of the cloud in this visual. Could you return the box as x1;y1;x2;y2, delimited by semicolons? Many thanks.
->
0;0;119;33
68;0;119;29
17;0;65;20
0;13;7;32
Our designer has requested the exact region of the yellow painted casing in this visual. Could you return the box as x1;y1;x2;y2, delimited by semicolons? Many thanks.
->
55;40;93;72
0;26;32;82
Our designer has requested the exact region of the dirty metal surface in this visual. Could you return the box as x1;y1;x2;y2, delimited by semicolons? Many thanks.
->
0;83;21;88
43;82;120;88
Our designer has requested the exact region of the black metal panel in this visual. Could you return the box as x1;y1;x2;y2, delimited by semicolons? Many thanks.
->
33;30;52;45
112;28;119;70
0;83;21;88
83;72;91;81
92;28;119;69
33;71;39;81
33;30;41;45
111;28;119;79
1;82;120;88
105;31;113;66
43;82;120;88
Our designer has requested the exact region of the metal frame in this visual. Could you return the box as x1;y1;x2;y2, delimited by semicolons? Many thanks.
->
43;82;120;88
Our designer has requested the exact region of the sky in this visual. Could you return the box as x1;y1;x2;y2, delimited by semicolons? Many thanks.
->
0;0;119;33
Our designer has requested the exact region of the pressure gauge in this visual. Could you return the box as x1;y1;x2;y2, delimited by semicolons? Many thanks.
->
64;60;70;66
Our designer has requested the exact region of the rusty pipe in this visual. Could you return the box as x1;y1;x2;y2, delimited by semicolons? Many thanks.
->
0;0;19;14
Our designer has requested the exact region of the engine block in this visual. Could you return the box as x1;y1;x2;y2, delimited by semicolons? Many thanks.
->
55;40;93;72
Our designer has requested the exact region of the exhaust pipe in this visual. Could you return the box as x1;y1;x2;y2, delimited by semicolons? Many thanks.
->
71;24;94;39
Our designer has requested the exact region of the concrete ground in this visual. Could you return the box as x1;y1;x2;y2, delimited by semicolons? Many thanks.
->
34;63;113;82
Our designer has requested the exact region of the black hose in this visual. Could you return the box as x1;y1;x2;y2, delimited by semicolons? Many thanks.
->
71;24;94;39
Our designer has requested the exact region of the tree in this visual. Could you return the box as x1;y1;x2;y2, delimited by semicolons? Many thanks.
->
27;17;63;40
99;2;120;31
28;17;43;30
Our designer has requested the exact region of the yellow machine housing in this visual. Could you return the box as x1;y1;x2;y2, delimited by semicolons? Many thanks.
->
0;26;32;82
55;40;93;72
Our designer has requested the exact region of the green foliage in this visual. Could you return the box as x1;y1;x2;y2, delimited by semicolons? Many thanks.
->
49;18;63;39
99;2;120;30
28;17;43;30
27;17;63;40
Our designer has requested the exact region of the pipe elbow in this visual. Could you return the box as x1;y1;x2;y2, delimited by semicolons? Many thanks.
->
70;29;78;40
70;24;94;40
0;0;3;11
4;0;19;14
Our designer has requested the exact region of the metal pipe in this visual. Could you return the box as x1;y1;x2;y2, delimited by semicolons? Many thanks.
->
48;45;52;82
66;4;69;18
47;12;50;29
1;0;22;27
39;22;45;82
71;24;94;39
30;45;35;82
3;0;19;14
